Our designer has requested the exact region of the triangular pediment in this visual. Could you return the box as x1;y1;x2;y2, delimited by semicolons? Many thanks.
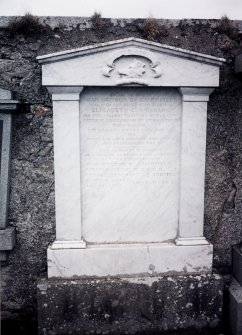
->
37;37;224;65
37;38;225;87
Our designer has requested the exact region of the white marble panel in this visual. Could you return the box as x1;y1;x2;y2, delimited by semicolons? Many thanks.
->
80;87;181;243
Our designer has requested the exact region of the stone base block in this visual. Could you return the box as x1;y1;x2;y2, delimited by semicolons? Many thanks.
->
37;272;223;335
47;242;213;278
0;226;16;250
0;251;8;263
0;226;16;265
229;279;242;335
232;244;242;286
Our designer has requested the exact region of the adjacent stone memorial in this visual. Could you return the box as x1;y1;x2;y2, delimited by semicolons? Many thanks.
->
37;38;225;333
0;88;19;263
229;244;242;335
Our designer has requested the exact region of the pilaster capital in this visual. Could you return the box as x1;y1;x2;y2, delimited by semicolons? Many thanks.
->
47;86;84;101
179;87;215;102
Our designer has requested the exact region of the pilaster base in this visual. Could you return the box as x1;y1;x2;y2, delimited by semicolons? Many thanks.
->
175;236;210;246
51;240;86;249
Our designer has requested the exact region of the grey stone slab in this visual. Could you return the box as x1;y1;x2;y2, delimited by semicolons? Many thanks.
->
37;272;223;334
0;101;21;112
0;226;16;250
0;251;8;262
235;53;242;75
0;112;12;229
229;279;242;335
233;245;242;287
0;120;2;170
0;88;13;100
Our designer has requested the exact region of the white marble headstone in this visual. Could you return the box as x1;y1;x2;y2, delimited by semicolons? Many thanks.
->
37;38;225;278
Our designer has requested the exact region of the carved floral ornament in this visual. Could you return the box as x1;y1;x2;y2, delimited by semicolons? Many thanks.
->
102;48;162;86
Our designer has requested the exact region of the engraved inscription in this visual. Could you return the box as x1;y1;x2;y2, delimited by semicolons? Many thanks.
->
80;87;181;243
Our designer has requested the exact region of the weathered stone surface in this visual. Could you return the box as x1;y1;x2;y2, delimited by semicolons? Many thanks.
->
204;72;242;271
38;273;224;335
1;106;55;322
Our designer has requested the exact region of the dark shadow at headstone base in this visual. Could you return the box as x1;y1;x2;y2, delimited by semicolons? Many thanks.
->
1;320;232;335
2;318;38;335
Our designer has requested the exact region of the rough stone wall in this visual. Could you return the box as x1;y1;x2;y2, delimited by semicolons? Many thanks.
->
0;16;242;323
